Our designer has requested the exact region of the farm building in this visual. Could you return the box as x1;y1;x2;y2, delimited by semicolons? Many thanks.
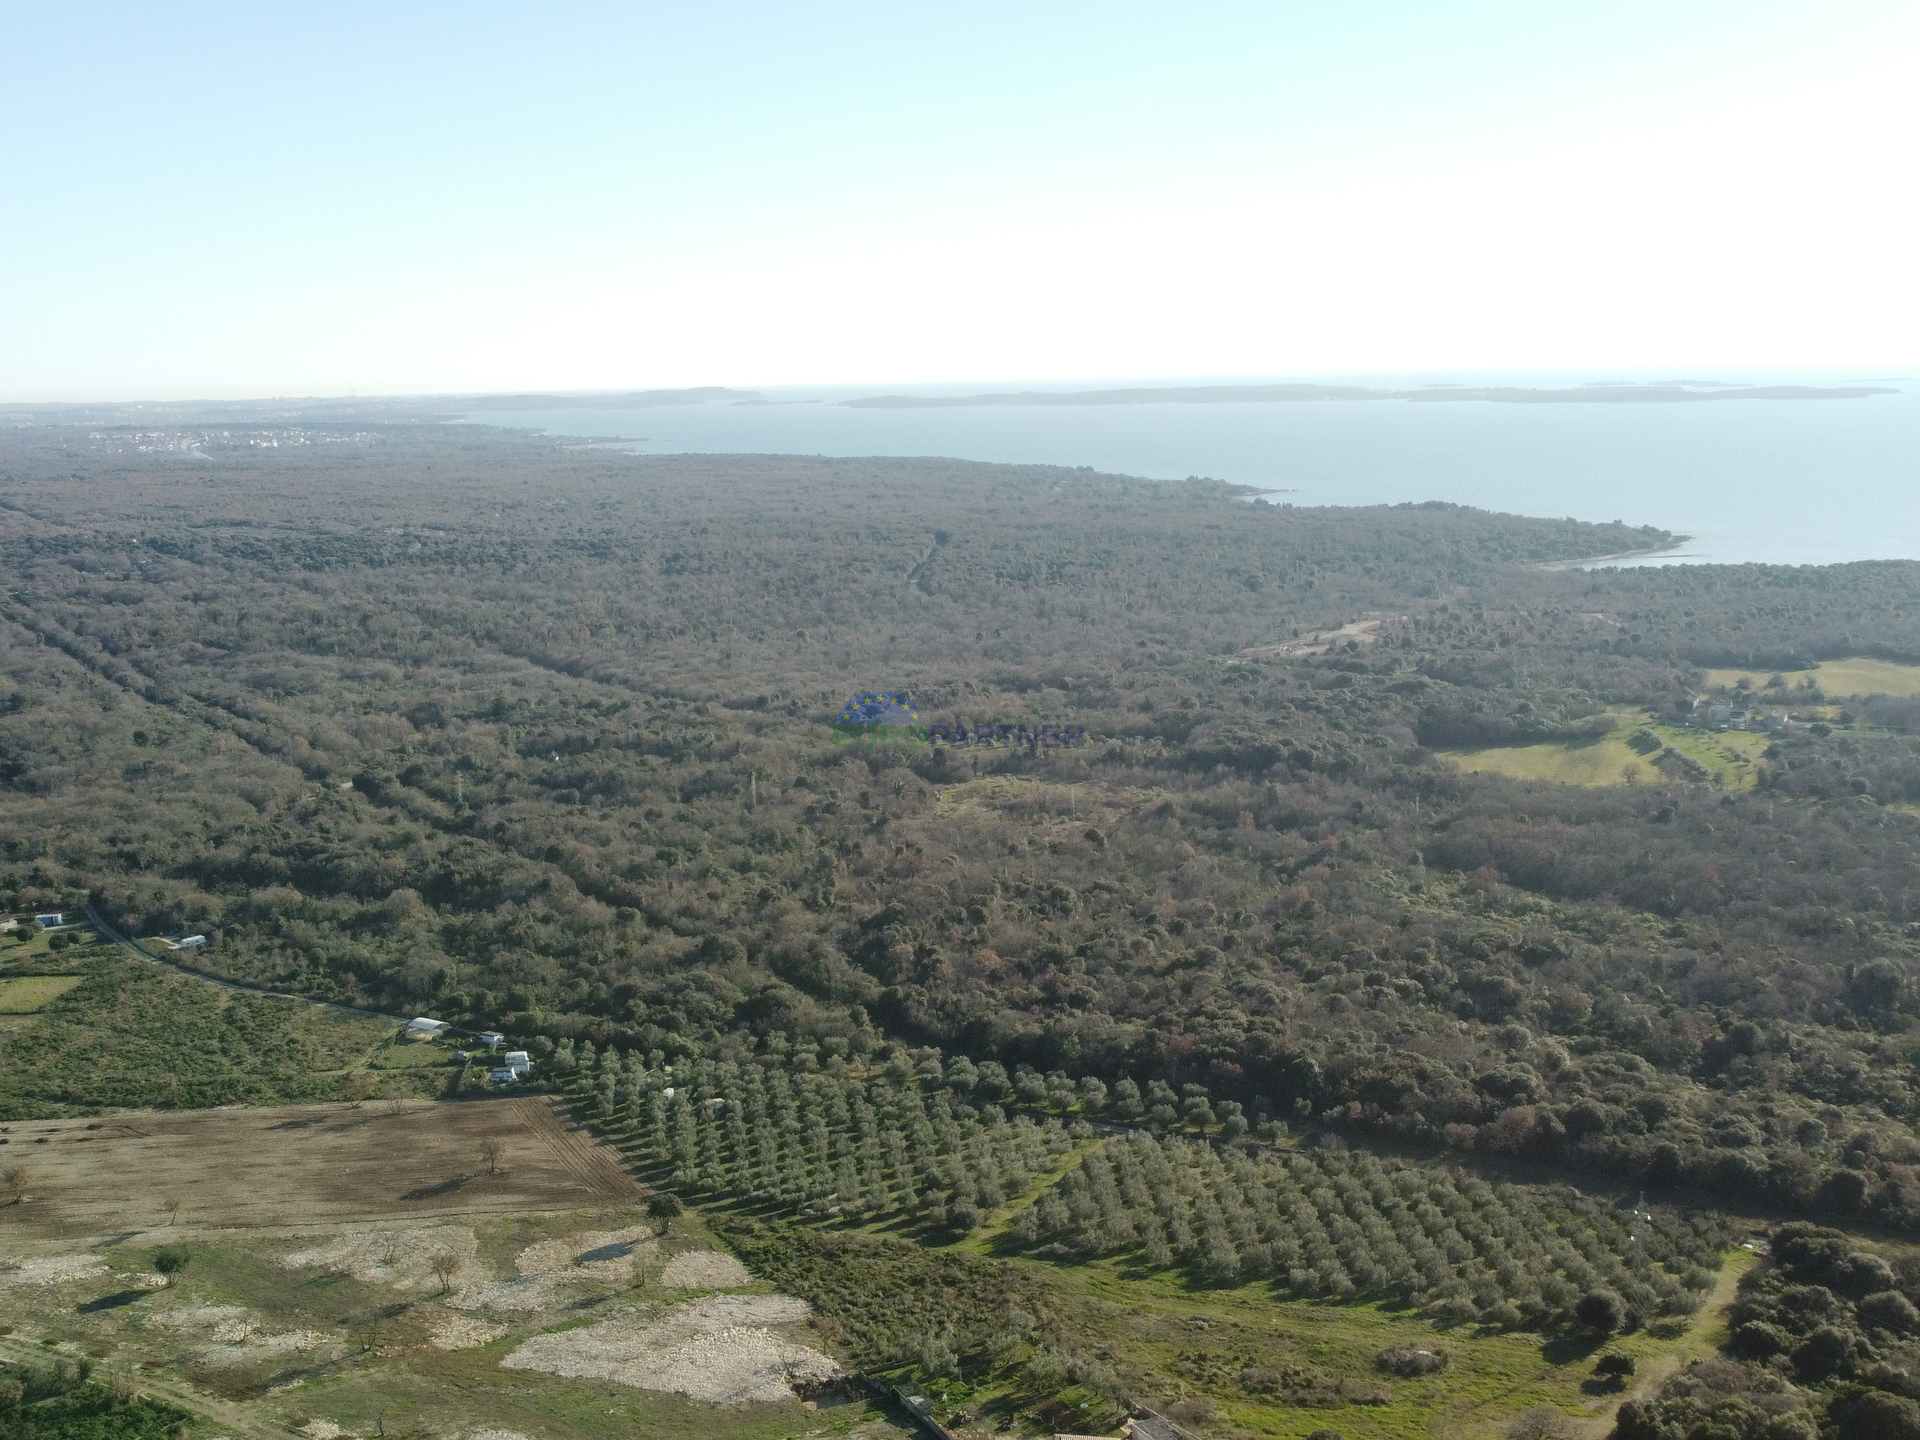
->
406;1017;451;1037
476;1031;505;1048
502;1050;532;1075
176;934;208;950
489;1067;518;1084
35;913;65;928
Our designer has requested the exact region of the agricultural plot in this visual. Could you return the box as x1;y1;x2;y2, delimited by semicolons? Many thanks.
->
1014;1136;1725;1326
555;1043;1077;1232
0;1096;637;1237
561;1041;1749;1437
0;1205;875;1440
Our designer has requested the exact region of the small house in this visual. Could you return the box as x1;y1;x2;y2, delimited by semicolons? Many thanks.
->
406;1017;450;1038
476;1031;505;1048
502;1050;531;1075
489;1067;517;1084
34;913;64;929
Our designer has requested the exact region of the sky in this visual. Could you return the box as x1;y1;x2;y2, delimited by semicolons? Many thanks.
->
3;1;1917;400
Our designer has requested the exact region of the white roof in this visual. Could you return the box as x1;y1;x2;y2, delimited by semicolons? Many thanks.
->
406;1017;449;1031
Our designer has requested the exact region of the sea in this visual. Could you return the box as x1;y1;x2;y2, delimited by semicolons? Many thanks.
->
462;373;1920;567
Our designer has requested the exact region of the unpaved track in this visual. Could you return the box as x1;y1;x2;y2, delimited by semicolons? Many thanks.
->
2;1096;639;1239
1574;1255;1751;1438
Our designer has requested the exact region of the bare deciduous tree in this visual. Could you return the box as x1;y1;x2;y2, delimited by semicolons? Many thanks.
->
2;1166;27;1207
430;1251;459;1296
479;1137;501;1175
1506;1406;1577;1440
162;1195;182;1226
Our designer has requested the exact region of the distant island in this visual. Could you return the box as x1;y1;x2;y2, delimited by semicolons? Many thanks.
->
846;381;1898;408
470;386;767;410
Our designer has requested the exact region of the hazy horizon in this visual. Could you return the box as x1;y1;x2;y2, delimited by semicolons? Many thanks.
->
6;367;1915;412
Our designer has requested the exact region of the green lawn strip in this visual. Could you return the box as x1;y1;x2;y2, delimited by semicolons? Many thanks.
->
1703;657;1920;699
370;1039;460;1070
0;976;83;1014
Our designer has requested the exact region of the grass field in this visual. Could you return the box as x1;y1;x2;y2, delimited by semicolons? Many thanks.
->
371;1037;463;1069
1702;656;1920;697
1440;717;1770;790
0;974;82;1013
1039;1247;1755;1440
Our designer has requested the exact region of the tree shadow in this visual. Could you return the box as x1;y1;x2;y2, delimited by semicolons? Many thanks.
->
77;1289;152;1313
401;1173;474;1200
1540;1333;1606;1366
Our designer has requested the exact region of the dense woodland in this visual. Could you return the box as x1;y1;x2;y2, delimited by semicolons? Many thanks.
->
8;419;1920;1436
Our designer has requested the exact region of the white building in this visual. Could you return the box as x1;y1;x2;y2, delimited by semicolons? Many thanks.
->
406;1017;450;1038
502;1050;532;1075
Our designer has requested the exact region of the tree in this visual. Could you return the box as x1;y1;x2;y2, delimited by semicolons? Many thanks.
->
152;1246;189;1286
162;1195;182;1226
479;1137;501;1175
430;1251;460;1296
1862;1290;1920;1335
1505;1407;1576;1440
1574;1288;1627;1335
2;1166;27;1207
647;1192;684;1234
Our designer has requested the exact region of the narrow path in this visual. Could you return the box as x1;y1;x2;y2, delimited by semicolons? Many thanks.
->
1576;1249;1753;1438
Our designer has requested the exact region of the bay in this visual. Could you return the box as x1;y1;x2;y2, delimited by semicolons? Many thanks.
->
463;374;1918;567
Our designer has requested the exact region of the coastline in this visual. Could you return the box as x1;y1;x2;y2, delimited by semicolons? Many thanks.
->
1536;538;1697;570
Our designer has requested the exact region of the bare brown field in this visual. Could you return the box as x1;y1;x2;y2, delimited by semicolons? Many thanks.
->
0;1095;639;1238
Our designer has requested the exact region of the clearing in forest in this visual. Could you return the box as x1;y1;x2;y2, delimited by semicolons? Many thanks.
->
1440;717;1768;789
1701;656;1920;697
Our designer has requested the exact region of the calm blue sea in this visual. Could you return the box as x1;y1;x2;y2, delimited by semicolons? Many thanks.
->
463;374;1919;567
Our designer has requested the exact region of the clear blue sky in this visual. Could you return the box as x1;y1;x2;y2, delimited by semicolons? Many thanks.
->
4;2;1915;399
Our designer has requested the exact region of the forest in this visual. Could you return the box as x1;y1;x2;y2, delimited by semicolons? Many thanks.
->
7;418;1920;1437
